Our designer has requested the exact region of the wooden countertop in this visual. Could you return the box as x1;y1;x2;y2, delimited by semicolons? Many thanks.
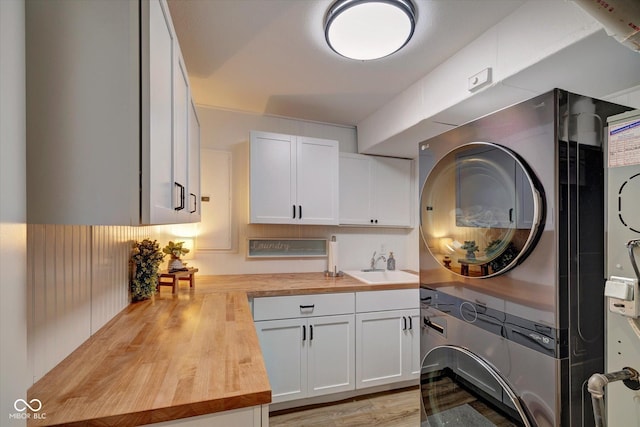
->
198;272;418;297
27;272;418;426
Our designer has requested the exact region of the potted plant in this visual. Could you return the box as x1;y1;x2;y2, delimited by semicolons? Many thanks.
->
130;238;165;301
162;241;190;271
461;240;479;259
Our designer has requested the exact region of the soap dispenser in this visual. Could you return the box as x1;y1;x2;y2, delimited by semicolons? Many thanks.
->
387;252;396;270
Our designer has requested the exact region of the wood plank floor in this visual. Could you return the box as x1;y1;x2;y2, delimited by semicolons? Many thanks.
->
269;387;420;427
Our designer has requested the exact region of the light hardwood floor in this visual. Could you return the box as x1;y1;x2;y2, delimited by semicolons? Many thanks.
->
269;387;420;427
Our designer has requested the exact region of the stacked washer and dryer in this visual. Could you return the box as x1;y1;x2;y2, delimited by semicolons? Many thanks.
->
418;89;631;426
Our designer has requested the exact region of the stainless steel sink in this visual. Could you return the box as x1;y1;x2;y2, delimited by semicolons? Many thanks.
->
344;269;418;285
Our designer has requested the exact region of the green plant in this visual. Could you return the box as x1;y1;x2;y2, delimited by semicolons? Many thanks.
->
130;238;165;301
162;241;190;258
461;240;479;253
485;239;504;256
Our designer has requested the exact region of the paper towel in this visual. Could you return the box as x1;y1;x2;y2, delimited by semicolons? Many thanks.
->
327;240;339;274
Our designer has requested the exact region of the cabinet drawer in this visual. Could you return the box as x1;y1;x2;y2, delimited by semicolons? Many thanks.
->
356;289;418;313
253;293;355;321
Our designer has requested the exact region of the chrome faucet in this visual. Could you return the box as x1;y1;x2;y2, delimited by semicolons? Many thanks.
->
370;251;386;270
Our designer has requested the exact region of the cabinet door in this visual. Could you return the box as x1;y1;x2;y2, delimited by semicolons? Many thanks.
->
296;137;339;225
249;132;297;224
339;153;373;225
372;156;413;227
173;55;190;220
146;0;176;224
307;315;355;397
404;310;421;380
188;99;201;220
355;310;406;388
255;319;307;403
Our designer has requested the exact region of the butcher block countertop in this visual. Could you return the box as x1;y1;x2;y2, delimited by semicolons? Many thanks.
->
27;272;418;426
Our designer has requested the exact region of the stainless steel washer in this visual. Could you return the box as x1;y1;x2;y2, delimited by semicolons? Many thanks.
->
418;89;632;426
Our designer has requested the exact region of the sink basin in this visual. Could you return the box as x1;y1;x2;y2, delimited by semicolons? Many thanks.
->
344;270;418;285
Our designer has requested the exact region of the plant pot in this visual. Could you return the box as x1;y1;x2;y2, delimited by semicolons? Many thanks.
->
169;257;183;270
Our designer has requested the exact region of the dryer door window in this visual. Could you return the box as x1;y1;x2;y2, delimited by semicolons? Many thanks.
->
420;142;544;278
421;345;532;426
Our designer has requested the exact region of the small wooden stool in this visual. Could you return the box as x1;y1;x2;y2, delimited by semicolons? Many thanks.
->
157;268;199;294
458;260;489;276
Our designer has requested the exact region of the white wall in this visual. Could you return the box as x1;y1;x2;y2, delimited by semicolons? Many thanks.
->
186;107;419;275
0;1;28;424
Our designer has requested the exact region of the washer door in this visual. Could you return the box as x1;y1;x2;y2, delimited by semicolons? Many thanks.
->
421;345;533;427
420;142;544;278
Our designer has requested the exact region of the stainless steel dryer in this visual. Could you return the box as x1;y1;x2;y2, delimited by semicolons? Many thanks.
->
418;89;631;426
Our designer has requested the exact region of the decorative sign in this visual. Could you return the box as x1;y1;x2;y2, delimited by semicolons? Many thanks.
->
247;239;327;258
609;118;640;168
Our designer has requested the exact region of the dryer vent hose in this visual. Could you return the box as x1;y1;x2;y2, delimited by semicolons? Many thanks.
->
587;367;640;427
627;239;640;281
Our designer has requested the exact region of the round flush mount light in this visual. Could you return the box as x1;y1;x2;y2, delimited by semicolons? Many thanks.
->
324;0;416;61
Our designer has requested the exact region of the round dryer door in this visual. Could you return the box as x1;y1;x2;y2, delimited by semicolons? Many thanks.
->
420;142;544;278
421;345;533;427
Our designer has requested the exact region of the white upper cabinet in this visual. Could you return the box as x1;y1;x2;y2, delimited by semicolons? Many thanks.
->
172;54;191;222
146;0;178;224
250;131;339;225
188;99;201;220
339;153;414;227
26;0;200;225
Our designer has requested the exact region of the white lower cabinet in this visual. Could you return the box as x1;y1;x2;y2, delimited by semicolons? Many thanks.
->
355;290;420;389
253;290;419;406
253;293;355;404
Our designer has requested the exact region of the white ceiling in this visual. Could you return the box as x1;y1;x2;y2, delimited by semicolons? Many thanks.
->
166;0;526;127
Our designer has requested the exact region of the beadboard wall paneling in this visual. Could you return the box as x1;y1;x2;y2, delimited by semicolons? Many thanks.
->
27;224;160;384
91;226;140;333
27;224;92;383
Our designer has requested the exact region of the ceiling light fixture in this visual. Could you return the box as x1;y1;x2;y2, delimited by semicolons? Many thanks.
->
324;0;416;61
